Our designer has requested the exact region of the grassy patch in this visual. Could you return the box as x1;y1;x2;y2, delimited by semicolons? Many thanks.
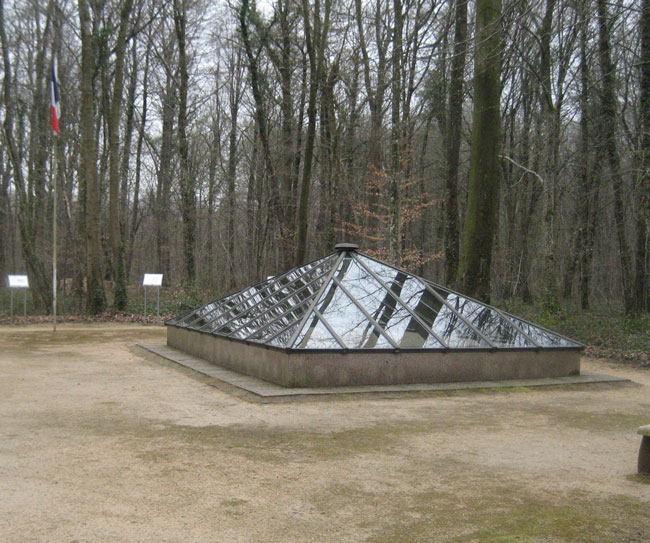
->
626;474;650;485
367;484;650;543
0;327;165;351
514;403;649;433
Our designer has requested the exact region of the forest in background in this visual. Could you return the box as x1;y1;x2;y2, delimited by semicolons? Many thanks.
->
0;0;648;318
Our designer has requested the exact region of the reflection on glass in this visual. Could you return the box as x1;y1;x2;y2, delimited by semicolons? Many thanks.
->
357;255;487;348
505;316;579;347
239;297;314;342
294;317;342;349
264;322;302;348
427;283;535;348
195;254;336;340
305;257;393;348
172;250;581;351
339;259;444;348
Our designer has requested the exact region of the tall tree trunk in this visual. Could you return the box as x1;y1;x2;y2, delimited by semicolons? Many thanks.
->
156;67;174;280
596;0;633;312
0;148;8;279
444;0;468;287
295;0;331;265
127;36;149;279
79;0;105;314
517;73;541;303
120;39;138;280
575;6;599;309
633;0;650;312
388;0;403;265
538;0;559;295
225;48;243;289
173;0;195;283
107;0;134;311
355;0;388;243
458;0;502;303
239;0;278;262
320;62;338;252
274;0;297;268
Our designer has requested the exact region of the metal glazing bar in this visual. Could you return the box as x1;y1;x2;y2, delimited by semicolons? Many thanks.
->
183;300;228;328
184;298;234;329
499;311;581;347
230;265;334;337
197;295;260;333
355;253;496;348
256;304;313;344
188;262;318;329
425;281;541;348
311;308;348;349
491;307;541;348
421;282;497;348
239;294;316;341
330;275;400;349
191;255;335;331
287;251;347;348
353;254;449;348
203;262;334;335
237;294;315;341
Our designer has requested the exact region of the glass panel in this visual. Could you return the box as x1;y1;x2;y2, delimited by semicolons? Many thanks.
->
172;251;578;351
294;316;342;349
234;296;315;343
505;316;579;347
183;300;226;328
310;257;393;349
222;256;336;339
194;254;337;336
341;259;443;348
356;255;487;348
265;322;303;348
427;284;535;348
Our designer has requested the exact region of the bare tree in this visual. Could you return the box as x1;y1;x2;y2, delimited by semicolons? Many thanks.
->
458;0;503;302
173;0;196;283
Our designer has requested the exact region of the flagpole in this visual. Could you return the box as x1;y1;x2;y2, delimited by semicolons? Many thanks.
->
51;53;60;334
53;141;58;333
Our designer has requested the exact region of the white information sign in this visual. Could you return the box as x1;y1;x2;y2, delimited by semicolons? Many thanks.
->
143;274;163;287
8;275;29;288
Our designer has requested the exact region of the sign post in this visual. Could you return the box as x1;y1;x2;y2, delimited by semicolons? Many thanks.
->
143;274;163;321
8;275;29;322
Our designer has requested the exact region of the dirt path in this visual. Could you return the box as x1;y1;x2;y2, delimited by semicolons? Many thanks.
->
0;324;648;542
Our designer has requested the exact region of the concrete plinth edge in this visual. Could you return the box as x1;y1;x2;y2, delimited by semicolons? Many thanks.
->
136;343;630;399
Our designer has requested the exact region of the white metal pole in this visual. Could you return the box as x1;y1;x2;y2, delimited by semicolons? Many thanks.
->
156;286;160;320
144;286;147;318
53;139;58;332
10;288;13;321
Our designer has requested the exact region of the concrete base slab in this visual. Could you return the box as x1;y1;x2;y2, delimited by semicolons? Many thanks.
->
166;327;583;387
136;343;630;399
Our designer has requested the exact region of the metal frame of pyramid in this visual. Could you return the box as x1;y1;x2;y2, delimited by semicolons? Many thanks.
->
166;245;582;354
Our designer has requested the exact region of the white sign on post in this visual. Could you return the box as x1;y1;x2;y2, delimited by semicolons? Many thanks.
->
8;275;29;288
143;274;163;286
8;275;29;320
143;274;163;320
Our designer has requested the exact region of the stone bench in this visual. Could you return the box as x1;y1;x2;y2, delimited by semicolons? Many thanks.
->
638;425;650;475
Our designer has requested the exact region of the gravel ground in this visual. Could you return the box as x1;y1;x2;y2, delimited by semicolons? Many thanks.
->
0;323;648;543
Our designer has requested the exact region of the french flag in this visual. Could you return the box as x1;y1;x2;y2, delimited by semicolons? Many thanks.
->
50;57;61;134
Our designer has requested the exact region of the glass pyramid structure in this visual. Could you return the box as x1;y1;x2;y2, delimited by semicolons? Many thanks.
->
167;245;582;352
